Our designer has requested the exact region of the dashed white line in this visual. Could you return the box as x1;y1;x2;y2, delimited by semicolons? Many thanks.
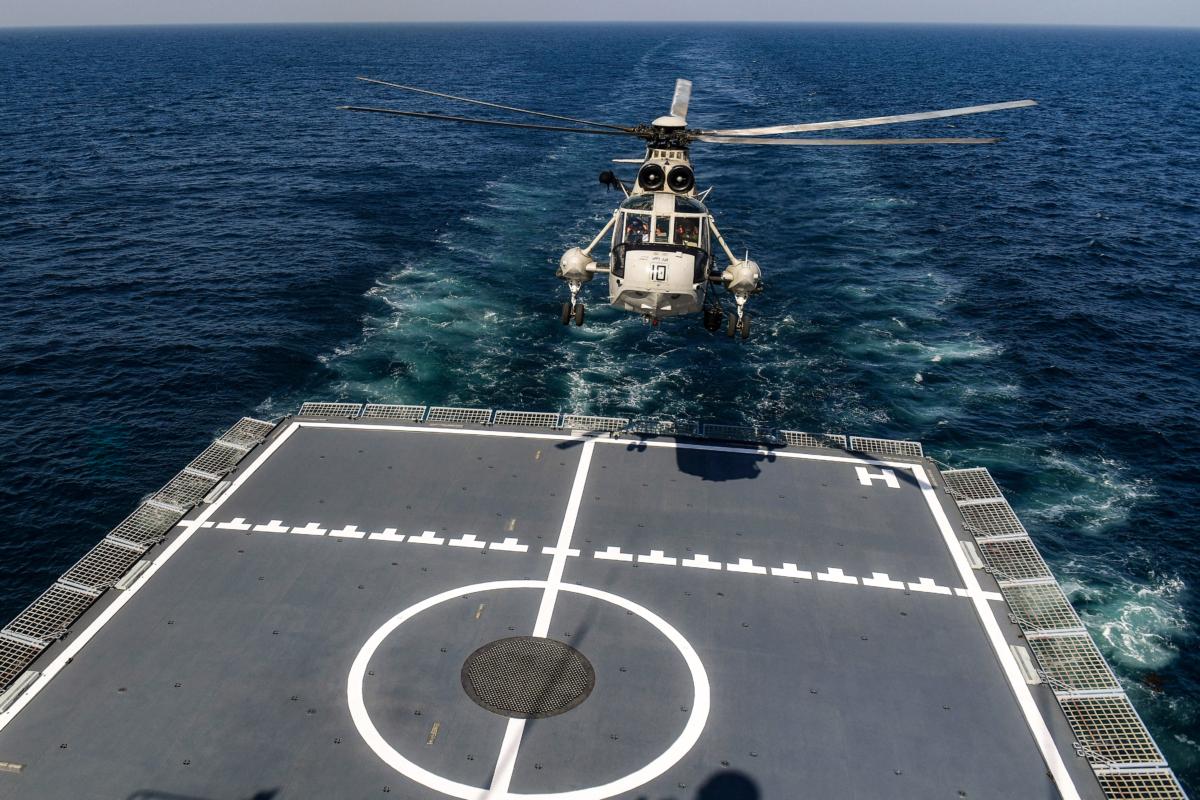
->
908;577;952;595
771;563;812;579
862;572;906;590
816;567;858;585
205;515;1003;606
368;528;404;542
639;550;677;566
595;546;634;562
727;558;767;575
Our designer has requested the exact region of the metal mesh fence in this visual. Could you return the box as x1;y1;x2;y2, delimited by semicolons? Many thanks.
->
1060;695;1166;766
3;584;99;643
298;402;362;418
60;540;145;591
1095;769;1187;799
361;404;426;421
780;431;847;449
941;467;1003;501
425;407;493;426
848;436;923;458
959;500;1028;537
0;635;44;692
560;415;628;432
493;411;561;428
1026;633;1120;693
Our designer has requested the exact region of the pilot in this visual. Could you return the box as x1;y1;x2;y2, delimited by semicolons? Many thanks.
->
675;218;700;247
625;217;647;243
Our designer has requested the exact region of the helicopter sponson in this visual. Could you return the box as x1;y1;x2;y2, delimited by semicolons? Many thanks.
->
722;259;762;297
556;247;596;284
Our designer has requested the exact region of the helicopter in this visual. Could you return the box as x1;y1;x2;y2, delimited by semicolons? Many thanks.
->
341;78;1035;339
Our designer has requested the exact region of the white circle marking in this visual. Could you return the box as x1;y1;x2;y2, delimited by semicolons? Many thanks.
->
348;580;710;800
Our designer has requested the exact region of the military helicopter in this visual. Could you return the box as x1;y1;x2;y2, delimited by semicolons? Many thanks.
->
341;78;1034;338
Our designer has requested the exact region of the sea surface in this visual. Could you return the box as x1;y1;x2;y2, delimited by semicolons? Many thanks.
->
1;22;1197;791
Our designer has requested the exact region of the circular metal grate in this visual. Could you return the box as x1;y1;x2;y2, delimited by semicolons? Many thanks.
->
461;636;595;719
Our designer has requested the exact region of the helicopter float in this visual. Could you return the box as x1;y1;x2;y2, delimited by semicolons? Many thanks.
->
342;79;1034;339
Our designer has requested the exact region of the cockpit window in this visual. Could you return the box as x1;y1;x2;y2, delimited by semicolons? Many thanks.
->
621;194;655;211
674;196;707;214
654;216;670;243
674;217;701;247
623;212;649;244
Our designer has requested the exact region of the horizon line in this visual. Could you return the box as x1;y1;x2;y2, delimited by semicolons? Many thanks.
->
2;19;1198;32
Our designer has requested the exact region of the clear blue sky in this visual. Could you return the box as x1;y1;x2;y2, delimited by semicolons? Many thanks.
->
2;0;1197;28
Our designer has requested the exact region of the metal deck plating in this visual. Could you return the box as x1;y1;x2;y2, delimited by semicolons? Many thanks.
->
0;406;1186;799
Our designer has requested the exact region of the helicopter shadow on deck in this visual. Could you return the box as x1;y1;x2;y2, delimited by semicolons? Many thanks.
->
637;769;761;800
554;437;771;482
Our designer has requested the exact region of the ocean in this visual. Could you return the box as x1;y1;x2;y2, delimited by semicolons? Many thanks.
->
1;22;1197;790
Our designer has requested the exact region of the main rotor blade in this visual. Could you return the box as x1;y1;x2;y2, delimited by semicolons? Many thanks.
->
700;99;1037;136
339;106;643;137
695;135;1001;145
670;78;692;121
357;77;634;132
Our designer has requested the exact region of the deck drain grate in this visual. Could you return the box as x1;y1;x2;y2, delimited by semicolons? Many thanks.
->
1026;633;1120;693
979;537;1052;582
959;500;1028;538
560;415;628;433
1095;769;1187;799
153;469;217;510
109;503;182;547
219;417;275;448
298;402;362;419
426;407;493;426
0;636;45;692
61;539;146;591
361;404;426;421
3;584;99;643
187;441;246;478
848;436;923;458
1059;695;1166;766
780;431;847;449
1003;582;1082;631
493;411;561;428
942;468;1003;501
461;636;594;719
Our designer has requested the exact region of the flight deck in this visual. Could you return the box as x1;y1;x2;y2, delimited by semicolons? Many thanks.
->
0;405;1185;799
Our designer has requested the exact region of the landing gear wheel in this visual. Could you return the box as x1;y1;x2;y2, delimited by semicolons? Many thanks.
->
726;314;737;337
573;303;585;326
739;313;751;340
560;303;571;325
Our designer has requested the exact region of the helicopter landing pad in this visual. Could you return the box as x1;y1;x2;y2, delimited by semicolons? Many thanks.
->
0;419;1105;799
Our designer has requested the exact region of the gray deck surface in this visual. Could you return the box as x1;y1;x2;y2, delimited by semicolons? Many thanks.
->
0;420;1105;799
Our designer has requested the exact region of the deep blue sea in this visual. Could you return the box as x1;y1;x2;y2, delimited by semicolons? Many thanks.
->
1;22;1197;790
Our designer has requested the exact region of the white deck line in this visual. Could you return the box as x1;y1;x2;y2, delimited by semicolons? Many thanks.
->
0;420;302;735
911;464;1081;800
297;421;915;470
487;439;595;798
